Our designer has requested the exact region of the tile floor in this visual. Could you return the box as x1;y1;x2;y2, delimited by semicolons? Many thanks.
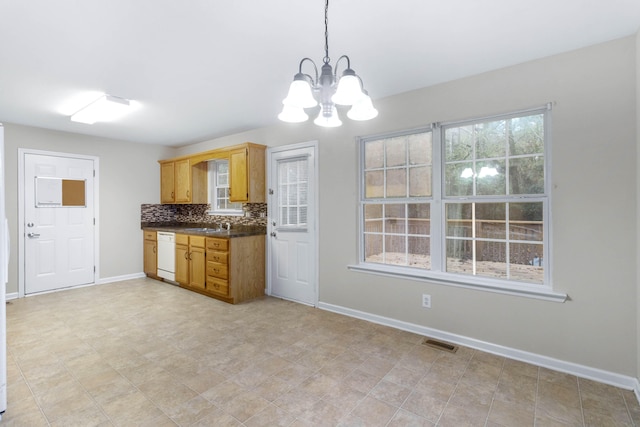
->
3;278;639;426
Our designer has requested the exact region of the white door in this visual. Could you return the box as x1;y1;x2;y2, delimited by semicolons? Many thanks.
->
268;142;317;306
23;153;95;294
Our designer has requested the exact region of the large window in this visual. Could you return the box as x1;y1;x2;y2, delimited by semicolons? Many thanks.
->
356;107;557;299
208;160;242;214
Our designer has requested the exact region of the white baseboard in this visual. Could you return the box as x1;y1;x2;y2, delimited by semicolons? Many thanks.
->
96;272;146;285
318;301;639;394
7;272;147;300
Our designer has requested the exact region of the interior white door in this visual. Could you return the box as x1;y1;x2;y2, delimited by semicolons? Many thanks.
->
268;143;317;306
24;153;95;294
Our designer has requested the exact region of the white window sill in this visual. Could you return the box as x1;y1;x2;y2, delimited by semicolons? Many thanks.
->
347;263;567;303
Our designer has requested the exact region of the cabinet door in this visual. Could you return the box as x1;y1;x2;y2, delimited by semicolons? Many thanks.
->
229;148;248;202
174;158;192;203
189;246;206;290
160;162;175;203
143;239;157;276
175;243;189;285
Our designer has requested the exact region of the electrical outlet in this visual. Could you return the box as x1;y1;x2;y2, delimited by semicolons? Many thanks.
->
422;294;431;309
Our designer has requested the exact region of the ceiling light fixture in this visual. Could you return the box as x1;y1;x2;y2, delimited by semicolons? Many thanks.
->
70;94;133;124
278;0;377;127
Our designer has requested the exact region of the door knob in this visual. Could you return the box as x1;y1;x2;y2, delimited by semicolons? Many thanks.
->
270;232;277;237
27;232;40;238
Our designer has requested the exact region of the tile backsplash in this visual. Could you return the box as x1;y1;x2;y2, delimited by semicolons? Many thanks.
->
141;203;267;227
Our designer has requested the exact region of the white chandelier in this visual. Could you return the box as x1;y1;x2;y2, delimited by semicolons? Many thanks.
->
278;0;378;127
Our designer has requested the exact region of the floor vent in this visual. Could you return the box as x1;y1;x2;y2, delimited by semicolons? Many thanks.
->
422;338;458;353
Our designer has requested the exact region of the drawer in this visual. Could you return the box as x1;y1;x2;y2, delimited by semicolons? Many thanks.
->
175;234;189;245
207;277;229;296
206;237;229;251
190;235;205;248
207;262;228;280
208;251;228;265
144;230;157;241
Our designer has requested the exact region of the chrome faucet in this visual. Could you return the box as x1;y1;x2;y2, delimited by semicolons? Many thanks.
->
225;222;231;230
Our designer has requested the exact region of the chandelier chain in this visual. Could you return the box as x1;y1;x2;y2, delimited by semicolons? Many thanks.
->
323;0;330;64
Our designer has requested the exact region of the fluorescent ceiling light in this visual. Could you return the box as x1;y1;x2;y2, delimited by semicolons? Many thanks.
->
70;94;132;124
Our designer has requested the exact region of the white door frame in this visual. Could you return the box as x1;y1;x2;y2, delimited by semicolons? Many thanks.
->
266;140;319;306
17;149;100;298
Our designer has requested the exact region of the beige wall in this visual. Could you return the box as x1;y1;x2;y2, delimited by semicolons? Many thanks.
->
3;124;173;293
177;36;638;377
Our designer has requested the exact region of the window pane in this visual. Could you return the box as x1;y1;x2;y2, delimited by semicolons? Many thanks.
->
509;202;543;241
510;242;544;283
446;239;472;273
445;125;473;162
364;234;383;263
365;171;384;198
476;120;506;159
386;169;407;198
476;241;507;278
299;206;307;225
509;115;544;156
476;203;505;239
408;236;430;268
385;204;406;234
509;156;544;195
365;140;384;169
385;137;406;167
445;163;474;196
408;203;430;235
288;184;298;204
385;235;406;265
409;166;431;197
476;160;505;196
446;203;472;237
409;132;431;165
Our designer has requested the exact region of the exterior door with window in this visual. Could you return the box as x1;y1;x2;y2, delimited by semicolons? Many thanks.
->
268;143;317;306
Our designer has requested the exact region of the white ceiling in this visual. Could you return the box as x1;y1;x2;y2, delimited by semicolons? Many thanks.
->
1;1;639;146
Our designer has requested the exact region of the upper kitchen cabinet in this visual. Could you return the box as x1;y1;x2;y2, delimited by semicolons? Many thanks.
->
229;144;266;203
159;158;207;204
159;142;265;205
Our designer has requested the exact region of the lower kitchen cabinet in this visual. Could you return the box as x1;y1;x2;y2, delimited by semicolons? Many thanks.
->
206;234;265;304
143;231;158;278
175;234;206;290
171;232;265;304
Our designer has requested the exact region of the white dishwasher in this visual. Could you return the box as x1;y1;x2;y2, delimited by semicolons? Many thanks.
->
157;232;176;282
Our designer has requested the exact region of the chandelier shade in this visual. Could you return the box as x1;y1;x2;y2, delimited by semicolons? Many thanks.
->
278;0;377;127
282;74;318;109
347;92;379;121
278;105;309;123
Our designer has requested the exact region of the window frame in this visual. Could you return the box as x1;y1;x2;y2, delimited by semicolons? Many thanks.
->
208;159;243;215
350;105;566;302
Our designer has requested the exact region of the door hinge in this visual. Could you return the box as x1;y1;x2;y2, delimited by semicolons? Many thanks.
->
93;218;96;225
93;170;96;177
268;188;274;195
94;266;96;273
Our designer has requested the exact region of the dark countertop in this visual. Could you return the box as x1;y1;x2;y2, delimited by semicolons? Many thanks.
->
142;222;266;238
